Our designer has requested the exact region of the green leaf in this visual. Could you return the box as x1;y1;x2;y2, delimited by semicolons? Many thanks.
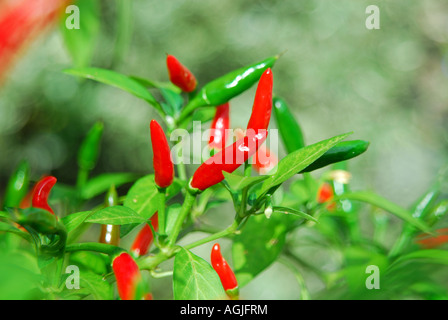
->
289;178;314;205
0;221;32;242
81;172;139;200
64;67;162;112
60;0;100;68
17;208;61;235
0;211;11;219
0;251;41;299
222;171;268;191
173;247;226;300
79;270;114;300
272;206;318;223
69;251;109;275
160;87;184;116
232;214;288;287
86;206;146;225
259;132;352;196
389;249;448;270
121;175;183;237
61;211;92;234
50;183;80;213
334;191;432;233
129;75;181;92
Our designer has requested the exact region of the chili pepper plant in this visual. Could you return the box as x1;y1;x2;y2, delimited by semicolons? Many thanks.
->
1;53;448;300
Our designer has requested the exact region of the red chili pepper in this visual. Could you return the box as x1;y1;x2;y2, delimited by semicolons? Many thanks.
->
130;213;159;257
211;243;238;299
246;68;273;134
209;102;230;151
150;120;174;188
0;0;71;82
234;128;277;175
416;228;448;249
166;54;197;92
19;182;38;209
190;130;268;191
253;144;278;175
317;182;335;211
31;176;57;215
112;252;148;300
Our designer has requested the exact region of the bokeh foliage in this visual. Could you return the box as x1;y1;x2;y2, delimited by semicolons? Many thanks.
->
0;0;447;299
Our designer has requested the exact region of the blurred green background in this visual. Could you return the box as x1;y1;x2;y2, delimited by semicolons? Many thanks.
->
1;0;448;299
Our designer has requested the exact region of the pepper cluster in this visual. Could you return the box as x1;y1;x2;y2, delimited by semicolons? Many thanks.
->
190;68;274;192
0;51;376;301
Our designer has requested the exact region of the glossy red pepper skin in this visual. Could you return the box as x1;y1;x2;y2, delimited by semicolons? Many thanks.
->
209;102;230;151
20;179;39;209
112;252;146;300
235;129;277;174
253;144;278;175
246;68;273;133
166;54;197;92
190;130;268;191
150;120;174;188
211;243;238;298
130;213;159;257
31;176;57;215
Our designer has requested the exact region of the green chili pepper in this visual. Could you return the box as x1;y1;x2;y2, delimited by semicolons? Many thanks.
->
77;121;104;172
177;55;279;123
299;140;370;173
273;96;306;153
3;160;30;209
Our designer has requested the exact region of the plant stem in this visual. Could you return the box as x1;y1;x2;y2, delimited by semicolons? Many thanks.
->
167;191;196;247
184;218;240;250
278;255;310;300
157;188;167;235
138;251;173;271
177;160;187;182
238;161;252;218
139;216;242;271
192;188;214;219
176;97;203;126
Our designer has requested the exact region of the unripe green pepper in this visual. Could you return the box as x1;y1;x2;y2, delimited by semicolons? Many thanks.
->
273;96;306;153
300;140;370;173
178;55;279;123
77;121;104;172
3;160;30;209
